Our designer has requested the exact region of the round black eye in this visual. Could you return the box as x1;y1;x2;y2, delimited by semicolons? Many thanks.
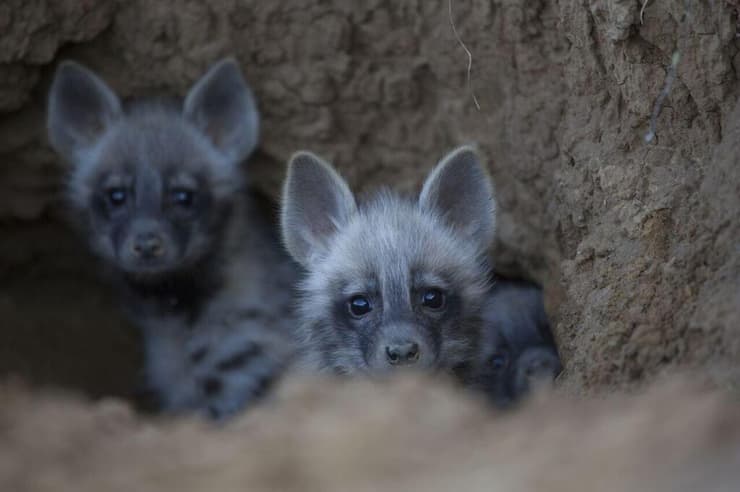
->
421;288;445;309
348;295;372;317
107;188;127;207
490;352;509;371
172;189;194;207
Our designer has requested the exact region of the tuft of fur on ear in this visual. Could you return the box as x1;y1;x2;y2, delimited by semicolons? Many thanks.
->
183;58;259;164
47;61;122;164
281;152;357;266
419;145;496;250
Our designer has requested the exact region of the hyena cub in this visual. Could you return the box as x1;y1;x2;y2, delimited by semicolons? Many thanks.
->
47;59;297;419
280;146;496;376
462;277;561;406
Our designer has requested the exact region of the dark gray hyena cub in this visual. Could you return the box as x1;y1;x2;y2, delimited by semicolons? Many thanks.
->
462;277;561;407
47;58;297;419
280;146;496;376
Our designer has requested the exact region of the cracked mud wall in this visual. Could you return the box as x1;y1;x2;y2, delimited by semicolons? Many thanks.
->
556;0;739;391
0;0;737;397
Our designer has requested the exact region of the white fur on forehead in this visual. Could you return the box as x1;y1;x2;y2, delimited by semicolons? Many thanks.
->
300;190;491;318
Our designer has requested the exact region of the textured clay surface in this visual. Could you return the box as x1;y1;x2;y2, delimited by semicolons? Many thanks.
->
0;0;738;396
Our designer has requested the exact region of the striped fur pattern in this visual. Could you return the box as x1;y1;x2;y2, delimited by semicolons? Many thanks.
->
47;58;298;419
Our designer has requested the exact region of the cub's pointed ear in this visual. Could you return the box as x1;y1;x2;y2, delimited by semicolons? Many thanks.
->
183;58;259;163
419;145;496;250
47;61;122;163
281;152;357;266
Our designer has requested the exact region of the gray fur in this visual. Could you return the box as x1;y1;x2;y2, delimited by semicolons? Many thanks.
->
281;151;357;267
281;147;496;376
419;146;496;250
47;61;123;165
183;58;259;162
462;278;562;407
48;59;297;420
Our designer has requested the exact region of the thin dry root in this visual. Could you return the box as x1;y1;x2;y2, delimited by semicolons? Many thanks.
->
448;0;481;111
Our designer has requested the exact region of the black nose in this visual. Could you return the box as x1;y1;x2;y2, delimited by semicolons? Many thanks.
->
132;233;165;258
385;342;420;365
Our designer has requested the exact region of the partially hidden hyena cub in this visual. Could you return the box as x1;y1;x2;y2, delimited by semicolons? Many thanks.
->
462;277;561;406
280;146;496;376
47;58;298;419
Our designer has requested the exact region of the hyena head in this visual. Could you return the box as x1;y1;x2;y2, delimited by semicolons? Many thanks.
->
475;341;561;407
47;58;258;279
466;338;562;407
469;280;562;406
281;147;496;375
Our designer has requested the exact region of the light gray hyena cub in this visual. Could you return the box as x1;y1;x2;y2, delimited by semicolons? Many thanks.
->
280;146;496;376
47;58;297;419
462;277;561;407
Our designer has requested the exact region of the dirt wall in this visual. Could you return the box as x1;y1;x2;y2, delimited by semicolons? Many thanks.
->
0;0;738;396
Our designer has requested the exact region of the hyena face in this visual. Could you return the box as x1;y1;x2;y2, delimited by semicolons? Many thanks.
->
47;59;258;278
467;279;561;406
281;147;496;375
477;341;561;407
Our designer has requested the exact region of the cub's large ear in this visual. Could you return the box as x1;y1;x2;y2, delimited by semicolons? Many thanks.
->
183;58;259;163
281;152;357;267
419;145;496;250
47;61;122;164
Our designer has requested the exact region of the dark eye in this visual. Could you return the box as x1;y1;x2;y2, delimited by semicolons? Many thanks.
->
107;188;127;207
421;288;445;310
490;352;509;371
348;295;372;317
171;189;195;207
